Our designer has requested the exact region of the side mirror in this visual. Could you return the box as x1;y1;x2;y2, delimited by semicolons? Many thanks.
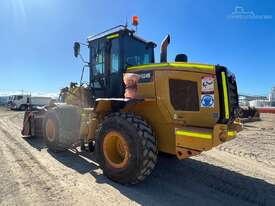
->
73;42;80;58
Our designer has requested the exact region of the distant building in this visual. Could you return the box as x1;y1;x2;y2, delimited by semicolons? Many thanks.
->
268;87;275;102
239;94;268;107
239;87;275;108
239;94;267;102
239;96;250;106
249;100;271;108
268;87;275;107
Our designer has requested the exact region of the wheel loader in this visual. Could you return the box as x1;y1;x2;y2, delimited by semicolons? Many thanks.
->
22;24;242;184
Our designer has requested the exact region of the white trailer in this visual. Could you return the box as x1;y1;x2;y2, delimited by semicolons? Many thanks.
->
9;95;52;110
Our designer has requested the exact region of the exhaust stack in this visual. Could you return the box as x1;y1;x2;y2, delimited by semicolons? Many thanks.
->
160;35;170;63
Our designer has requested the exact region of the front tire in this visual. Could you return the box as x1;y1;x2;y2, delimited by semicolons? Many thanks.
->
95;112;158;184
43;106;81;152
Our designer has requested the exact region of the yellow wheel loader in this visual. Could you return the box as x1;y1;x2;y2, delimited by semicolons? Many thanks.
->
22;24;242;184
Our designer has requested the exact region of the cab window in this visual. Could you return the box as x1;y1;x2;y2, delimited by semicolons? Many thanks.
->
17;95;23;100
124;36;154;68
94;44;104;75
110;38;119;73
91;41;105;89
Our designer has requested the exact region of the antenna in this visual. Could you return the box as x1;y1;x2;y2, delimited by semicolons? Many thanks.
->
125;16;128;28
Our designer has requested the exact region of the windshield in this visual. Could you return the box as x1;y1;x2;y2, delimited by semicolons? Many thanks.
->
124;36;154;67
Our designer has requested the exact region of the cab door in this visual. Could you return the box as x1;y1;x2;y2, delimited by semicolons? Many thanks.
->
107;37;124;98
90;37;123;98
90;39;107;98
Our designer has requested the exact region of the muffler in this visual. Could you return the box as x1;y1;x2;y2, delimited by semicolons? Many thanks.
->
160;35;170;63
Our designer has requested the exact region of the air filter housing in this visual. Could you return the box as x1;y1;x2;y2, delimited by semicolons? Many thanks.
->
175;54;188;62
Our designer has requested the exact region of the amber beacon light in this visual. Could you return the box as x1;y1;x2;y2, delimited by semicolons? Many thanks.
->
132;16;139;26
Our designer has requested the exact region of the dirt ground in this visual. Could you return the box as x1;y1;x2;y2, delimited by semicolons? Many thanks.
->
0;106;275;206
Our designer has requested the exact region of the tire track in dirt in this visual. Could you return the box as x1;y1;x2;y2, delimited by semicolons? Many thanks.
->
0;112;17;117
192;152;275;206
1;109;275;206
0;119;75;206
218;145;275;168
2;111;23;130
0;141;26;206
215;118;275;170
154;152;275;206
0;112;116;206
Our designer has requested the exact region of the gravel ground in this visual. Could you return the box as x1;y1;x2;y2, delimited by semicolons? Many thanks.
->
0;106;275;206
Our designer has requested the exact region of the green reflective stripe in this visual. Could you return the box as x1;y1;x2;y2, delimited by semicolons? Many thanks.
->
128;63;215;70
170;63;215;70
227;131;237;137
221;72;230;119
176;130;212;139
128;63;169;70
106;33;119;40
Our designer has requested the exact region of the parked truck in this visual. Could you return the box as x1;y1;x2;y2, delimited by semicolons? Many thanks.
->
9;95;52;110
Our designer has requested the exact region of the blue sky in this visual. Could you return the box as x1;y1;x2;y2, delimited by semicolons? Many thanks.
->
0;0;274;96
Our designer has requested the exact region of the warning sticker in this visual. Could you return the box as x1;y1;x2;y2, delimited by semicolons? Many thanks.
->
202;76;214;93
201;94;214;108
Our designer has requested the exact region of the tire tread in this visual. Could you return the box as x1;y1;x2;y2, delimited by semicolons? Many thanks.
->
96;112;158;184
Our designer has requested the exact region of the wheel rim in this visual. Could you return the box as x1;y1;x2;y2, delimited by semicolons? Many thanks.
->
103;131;129;169
45;119;56;142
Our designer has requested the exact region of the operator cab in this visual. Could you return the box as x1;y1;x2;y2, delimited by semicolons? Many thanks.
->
87;26;156;98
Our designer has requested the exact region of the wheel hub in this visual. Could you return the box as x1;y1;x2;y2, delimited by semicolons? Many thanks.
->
45;119;56;142
103;131;129;169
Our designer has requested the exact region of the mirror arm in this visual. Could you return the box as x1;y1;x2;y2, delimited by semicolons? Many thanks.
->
79;53;89;64
79;42;88;47
80;64;90;85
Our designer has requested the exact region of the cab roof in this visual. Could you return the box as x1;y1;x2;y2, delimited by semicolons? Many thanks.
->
87;25;156;46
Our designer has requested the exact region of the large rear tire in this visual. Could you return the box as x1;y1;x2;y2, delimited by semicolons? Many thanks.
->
95;112;158;184
43;105;81;152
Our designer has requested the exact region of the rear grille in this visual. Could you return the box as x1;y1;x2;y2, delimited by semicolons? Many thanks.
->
216;66;239;123
227;73;239;121
169;79;199;111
